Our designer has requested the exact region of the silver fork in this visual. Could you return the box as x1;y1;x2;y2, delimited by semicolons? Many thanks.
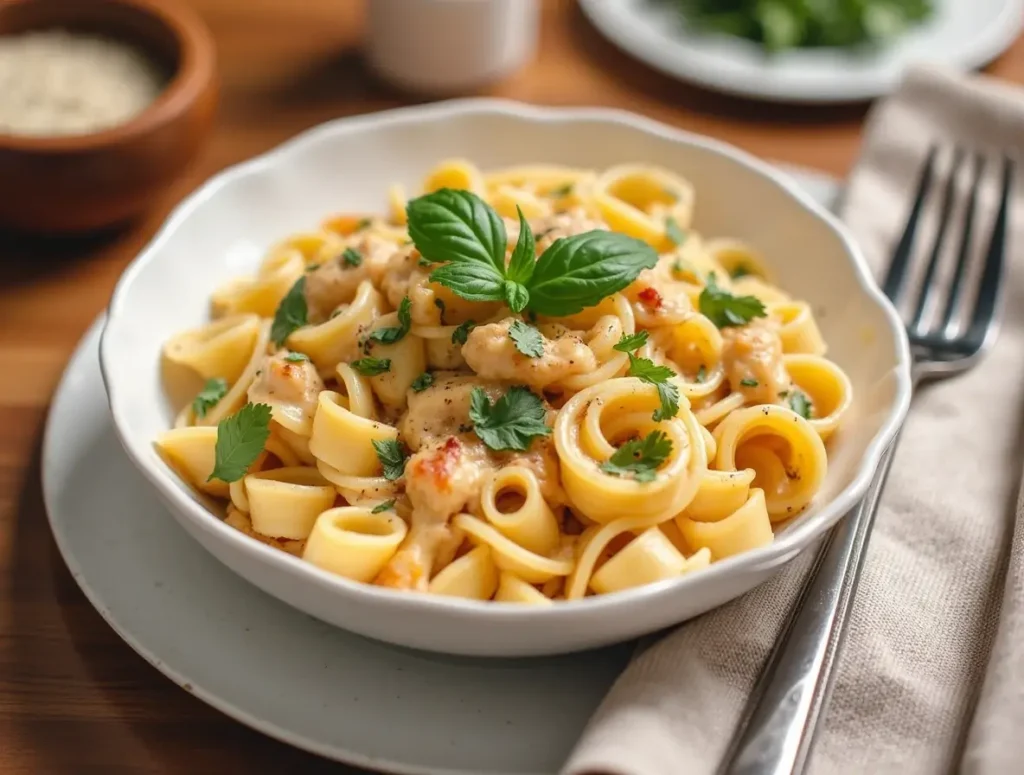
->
719;147;1016;775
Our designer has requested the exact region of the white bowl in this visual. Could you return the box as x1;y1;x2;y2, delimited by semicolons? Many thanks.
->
100;100;912;657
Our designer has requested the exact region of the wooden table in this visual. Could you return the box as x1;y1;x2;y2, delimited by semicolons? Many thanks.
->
2;1;1023;772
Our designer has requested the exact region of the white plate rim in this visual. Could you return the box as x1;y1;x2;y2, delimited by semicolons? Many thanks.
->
97;98;913;631
578;0;1024;103
45;165;837;775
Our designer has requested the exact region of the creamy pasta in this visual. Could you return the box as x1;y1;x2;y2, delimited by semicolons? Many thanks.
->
155;160;852;603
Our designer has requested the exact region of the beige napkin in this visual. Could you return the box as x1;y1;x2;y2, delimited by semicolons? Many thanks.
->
564;65;1024;775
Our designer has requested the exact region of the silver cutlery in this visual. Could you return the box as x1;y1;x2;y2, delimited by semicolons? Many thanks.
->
720;147;1016;775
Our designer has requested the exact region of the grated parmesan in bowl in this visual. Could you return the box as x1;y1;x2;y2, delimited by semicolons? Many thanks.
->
0;29;167;137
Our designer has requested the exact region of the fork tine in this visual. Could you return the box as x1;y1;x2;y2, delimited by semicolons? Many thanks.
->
909;147;966;334
938;153;985;338
961;155;1015;350
883;145;938;303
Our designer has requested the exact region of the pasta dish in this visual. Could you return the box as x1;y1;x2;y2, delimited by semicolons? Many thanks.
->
156;160;852;604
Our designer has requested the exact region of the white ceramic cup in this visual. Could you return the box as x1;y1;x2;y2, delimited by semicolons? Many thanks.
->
366;0;540;94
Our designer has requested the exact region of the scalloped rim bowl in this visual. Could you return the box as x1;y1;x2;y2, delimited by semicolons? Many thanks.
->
99;100;911;656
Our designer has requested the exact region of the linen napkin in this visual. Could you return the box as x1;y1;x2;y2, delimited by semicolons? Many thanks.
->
564;65;1024;775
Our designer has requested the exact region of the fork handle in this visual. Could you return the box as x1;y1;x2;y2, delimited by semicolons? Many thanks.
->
718;437;901;775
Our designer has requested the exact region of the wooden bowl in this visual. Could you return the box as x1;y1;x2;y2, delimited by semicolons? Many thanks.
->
0;0;218;232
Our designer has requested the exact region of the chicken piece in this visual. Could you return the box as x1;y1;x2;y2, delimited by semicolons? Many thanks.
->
380;244;491;327
626;256;695;324
303;233;399;322
721;320;791;405
531;207;609;252
247;351;325;434
374;436;494;591
398;373;506;451
461;317;597;390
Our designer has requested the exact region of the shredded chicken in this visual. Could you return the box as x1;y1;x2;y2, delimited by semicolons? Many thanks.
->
375;436;494;591
399;373;506;451
461;317;597;390
247;352;325;433
303;233;399;322
721;320;791;405
530;207;609;252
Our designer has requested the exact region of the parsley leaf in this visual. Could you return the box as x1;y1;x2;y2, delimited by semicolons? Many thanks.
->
788;389;813;419
208;403;272;483
526;231;658;317
509;320;544;358
411;372;434;392
628;355;680;421
469;387;551;452
192;377;228;419
372;438;407;480
600;431;673;483
613;330;649;353
271;277;308;346
451;320;476;345
698;273;767;328
434;297;447;324
351;357;391;376
740;377;759;387
283;352;308;363
665;216;687;246
371;499;396;514
369;297;412;345
341;247;362;267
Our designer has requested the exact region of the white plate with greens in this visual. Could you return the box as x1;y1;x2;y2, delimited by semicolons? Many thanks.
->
579;0;1023;103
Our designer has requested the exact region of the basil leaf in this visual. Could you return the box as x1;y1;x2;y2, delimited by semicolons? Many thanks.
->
504;281;530;313
526;231;657;316
271;277;308;346
372;438;407;480
208;403;272;483
600;431;672;483
509;320;544;358
469;387;551;452
192;377;228;419
407;188;507;274
429;261;506;303
505;207;536;285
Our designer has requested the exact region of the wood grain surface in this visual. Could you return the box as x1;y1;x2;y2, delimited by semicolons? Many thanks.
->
2;2;1023;772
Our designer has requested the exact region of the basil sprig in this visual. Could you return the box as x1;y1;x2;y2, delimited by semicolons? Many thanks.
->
407;189;657;317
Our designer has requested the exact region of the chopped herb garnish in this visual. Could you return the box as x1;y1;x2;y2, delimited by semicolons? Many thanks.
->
192;377;228;419
208;403;272;483
371;499;396;514
665;216;687;246
698;272;767;328
434;297;447;324
411;372;434;392
341;247;362;267
418;256;433;268
372;438;407;480
614;330;649;353
270;276;308;346
469;386;551;452
283;352;309;363
330;308;343;319
356;217;372;231
369;297;412;345
509;320;545;358
696;365;707;384
451;319;476;345
788;389;813;419
351;357;391;376
627;355;680;421
730;263;753;279
306;262;321;272
740;378;759;387
551;182;574;197
600;431;672;483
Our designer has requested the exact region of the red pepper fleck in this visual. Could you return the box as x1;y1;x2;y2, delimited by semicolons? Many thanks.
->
638;287;663;310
